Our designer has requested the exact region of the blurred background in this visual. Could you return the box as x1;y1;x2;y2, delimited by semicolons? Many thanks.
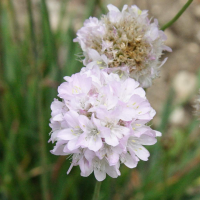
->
0;0;200;199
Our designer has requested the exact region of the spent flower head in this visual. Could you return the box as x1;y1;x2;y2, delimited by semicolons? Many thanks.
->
49;67;161;181
74;4;172;88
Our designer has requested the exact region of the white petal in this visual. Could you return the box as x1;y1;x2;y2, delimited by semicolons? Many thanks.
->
51;99;63;110
79;158;93;177
111;126;129;139
155;131;162;137
50;130;60;142
64;111;79;128
107;4;120;12
132;87;146;98
57;128;77;140
94;169;106;181
138;134;157;145
119;107;136;121
106;165;119;178
84;149;96;161
91;114;101;128
50;142;68;155
159;57;168;68
132;145;150;161
88;136;103;152
121;153;138;168
88;49;101;61
163;45;172;52
78;115;93;131
107;151;119;166
52;114;63;121
104;133;119;146
122;5;128;12
67;139;79;151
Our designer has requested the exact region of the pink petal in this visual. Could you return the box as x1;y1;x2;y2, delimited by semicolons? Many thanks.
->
79;158;93;177
67;139;79;151
57;128;77;140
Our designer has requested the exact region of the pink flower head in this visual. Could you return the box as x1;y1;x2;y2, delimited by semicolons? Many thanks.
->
49;68;161;181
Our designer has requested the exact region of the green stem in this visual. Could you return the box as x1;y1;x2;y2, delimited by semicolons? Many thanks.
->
161;0;193;31
92;181;102;200
163;151;169;200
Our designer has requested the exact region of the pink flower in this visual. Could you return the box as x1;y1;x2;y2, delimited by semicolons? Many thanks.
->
49;68;161;181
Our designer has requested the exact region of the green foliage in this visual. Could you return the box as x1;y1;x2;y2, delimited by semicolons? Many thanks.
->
0;0;199;200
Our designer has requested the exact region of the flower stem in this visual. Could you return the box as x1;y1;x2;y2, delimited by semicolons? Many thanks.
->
161;0;193;31
92;181;102;200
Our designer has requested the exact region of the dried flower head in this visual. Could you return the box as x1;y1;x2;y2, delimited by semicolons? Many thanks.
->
74;4;172;87
49;67;161;181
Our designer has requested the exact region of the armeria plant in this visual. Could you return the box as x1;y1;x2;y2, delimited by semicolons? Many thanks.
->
48;1;194;199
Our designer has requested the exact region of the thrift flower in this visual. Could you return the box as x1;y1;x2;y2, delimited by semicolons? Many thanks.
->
74;4;171;88
49;67;161;181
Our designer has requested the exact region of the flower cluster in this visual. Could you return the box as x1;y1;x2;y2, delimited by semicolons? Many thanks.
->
74;4;171;88
49;67;161;181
